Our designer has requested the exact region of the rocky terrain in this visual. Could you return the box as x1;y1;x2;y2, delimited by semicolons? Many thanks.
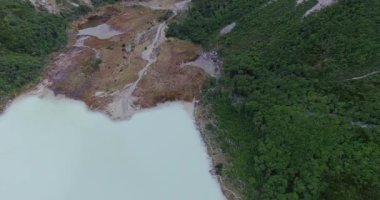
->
29;0;93;13
28;0;219;120
21;0;230;198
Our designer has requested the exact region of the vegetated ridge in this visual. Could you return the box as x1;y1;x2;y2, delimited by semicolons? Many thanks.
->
169;0;380;199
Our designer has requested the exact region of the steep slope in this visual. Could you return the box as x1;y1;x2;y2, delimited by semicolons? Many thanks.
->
40;0;211;120
0;0;67;109
169;0;380;199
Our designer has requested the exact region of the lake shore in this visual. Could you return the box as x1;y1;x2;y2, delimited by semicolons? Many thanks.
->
0;1;235;199
195;102;242;200
0;95;226;200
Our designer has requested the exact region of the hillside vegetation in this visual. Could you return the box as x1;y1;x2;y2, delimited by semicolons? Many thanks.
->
0;0;67;103
0;0;120;105
169;0;380;199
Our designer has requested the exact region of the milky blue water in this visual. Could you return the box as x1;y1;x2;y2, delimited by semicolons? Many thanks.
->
0;96;225;200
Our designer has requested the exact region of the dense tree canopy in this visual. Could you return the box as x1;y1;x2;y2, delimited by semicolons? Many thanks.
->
0;0;67;102
169;0;380;199
0;0;116;103
0;1;67;55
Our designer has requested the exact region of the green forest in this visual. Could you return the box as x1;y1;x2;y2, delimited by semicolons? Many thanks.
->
169;0;380;199
1;0;379;199
0;0;118;106
0;0;67;103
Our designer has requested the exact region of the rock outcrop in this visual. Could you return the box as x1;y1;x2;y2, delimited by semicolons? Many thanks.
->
29;0;93;13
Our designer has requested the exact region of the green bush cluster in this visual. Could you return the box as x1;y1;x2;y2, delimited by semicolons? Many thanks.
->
169;0;380;199
0;0;67;102
0;0;117;104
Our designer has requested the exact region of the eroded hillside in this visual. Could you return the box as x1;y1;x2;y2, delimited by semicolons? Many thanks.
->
28;0;219;119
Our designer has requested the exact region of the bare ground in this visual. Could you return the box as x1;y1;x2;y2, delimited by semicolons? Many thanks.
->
6;1;239;199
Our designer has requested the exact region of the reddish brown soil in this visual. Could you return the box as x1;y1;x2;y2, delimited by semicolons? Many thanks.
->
134;38;206;107
45;4;208;112
47;5;163;109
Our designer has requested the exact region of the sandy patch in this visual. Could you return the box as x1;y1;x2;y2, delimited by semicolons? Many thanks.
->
181;51;223;78
78;24;123;39
220;22;236;35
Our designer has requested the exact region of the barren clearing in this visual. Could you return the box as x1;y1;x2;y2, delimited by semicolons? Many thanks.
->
18;1;238;199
